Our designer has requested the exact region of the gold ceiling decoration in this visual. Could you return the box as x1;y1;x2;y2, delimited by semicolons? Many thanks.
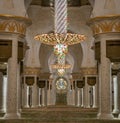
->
0;14;32;35
34;33;86;46
88;15;120;36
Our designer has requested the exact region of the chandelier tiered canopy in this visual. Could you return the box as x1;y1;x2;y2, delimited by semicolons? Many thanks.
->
34;33;85;46
34;0;86;76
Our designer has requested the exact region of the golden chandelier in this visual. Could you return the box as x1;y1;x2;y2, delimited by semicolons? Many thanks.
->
34;33;86;46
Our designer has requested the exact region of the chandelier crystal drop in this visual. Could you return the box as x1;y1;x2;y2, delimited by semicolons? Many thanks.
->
54;44;68;55
57;68;65;76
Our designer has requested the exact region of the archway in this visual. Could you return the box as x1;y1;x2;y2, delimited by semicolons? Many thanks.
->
55;77;68;105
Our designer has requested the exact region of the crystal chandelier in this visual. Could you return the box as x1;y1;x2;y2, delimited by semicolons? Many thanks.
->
34;0;86;77
34;34;86;77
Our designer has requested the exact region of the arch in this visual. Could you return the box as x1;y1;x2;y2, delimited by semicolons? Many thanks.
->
39;44;53;73
69;44;83;72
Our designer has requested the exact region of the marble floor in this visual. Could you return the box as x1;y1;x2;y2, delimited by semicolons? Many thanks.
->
0;106;120;123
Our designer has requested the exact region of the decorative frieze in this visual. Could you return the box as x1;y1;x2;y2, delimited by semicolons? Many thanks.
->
80;67;97;75
39;73;51;79
23;67;41;75
71;73;83;79
0;14;31;35
88;15;120;36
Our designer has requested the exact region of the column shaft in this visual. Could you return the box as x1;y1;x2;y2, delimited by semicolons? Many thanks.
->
81;88;84;107
76;88;80;107
0;72;4;113
24;83;29;108
4;38;20;119
32;76;39;107
84;76;90;108
118;72;120;118
98;40;113;119
47;82;51;105
38;88;41;106
93;84;98;108
41;88;45;106
112;75;119;114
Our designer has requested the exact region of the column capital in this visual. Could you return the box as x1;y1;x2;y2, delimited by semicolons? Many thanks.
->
112;63;120;75
88;15;120;36
0;14;32;36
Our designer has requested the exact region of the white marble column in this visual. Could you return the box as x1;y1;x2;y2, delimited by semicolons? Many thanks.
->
22;76;29;108
81;88;84;107
38;88;41;106
41;88;45;106
76;88;80;107
72;82;75;105
45;80;48;106
47;81;51;105
24;83;29;108
90;86;93;107
84;76;90;108
32;76;39;107
21;77;24;108
93;84;98;108
118;72;120;118
4;37;20;119
0;72;4;113
112;75;119;114
17;63;21;111
75;81;78;106
97;40;113;119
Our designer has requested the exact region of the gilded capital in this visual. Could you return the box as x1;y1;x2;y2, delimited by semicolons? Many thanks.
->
88;15;120;36
0;14;32;36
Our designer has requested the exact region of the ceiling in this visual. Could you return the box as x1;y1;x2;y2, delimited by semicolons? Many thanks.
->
30;0;90;6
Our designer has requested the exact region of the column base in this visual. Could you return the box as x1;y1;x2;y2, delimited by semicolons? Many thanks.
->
4;113;21;119
0;109;5;117
85;106;90;108
118;114;120;119
31;105;39;108
0;109;5;113
92;105;97;108
97;113;114;119
24;105;29;108
112;109;119;114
